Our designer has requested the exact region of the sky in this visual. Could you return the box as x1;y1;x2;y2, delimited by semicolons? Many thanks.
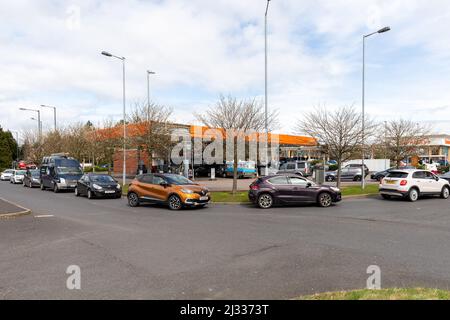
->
1;0;450;143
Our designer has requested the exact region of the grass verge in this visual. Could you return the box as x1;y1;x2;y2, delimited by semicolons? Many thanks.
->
341;184;379;197
298;288;450;300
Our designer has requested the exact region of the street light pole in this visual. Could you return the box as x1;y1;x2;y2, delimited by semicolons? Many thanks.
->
102;51;127;186
147;70;156;121
41;105;57;131
264;0;271;176
19;108;41;141
361;26;390;190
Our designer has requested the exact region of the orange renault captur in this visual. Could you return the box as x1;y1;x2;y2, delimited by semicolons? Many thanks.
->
127;173;211;210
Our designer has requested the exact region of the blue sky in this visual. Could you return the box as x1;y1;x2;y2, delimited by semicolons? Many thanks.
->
1;0;450;141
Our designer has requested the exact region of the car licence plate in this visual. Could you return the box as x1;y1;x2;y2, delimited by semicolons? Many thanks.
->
105;190;115;194
70;185;76;188
385;180;396;185
199;196;209;201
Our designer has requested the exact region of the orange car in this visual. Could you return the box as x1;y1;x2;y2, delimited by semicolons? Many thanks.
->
127;173;210;210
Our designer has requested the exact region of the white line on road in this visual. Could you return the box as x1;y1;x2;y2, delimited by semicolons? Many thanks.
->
34;215;55;218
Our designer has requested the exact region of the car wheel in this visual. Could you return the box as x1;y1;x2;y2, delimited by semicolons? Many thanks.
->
127;192;140;207
381;194;391;200
353;175;362;182
53;184;59;193
257;193;274;209
318;192;333;208
326;176;335;182
441;186;450;199
29;181;32;188
23;181;26;187
87;189;94;199
408;188;419;202
74;187;80;197
168;195;182;210
40;183;45;190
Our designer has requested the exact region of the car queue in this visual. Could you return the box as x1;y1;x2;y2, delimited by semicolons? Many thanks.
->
1;154;450;211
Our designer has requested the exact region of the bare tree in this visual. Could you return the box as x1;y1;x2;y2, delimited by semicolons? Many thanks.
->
196;95;278;194
129;101;173;172
296;106;375;188
383;119;430;167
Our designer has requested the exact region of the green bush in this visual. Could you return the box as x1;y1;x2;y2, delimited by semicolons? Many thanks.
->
83;166;109;173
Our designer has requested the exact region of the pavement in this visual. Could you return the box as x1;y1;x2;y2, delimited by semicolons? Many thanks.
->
1;180;450;299
0;198;30;217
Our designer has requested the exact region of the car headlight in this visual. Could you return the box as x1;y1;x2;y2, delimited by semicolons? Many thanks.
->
60;178;66;184
181;189;194;194
330;187;340;192
116;184;121;189
93;184;102;190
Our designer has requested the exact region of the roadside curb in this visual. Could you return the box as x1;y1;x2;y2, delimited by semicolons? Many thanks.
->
342;194;378;199
0;197;32;219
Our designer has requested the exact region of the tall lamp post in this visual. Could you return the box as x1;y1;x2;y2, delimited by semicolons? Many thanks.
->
146;70;156;122
102;51;127;186
362;26;390;189
19;108;41;141
40;105;57;131
264;0;271;176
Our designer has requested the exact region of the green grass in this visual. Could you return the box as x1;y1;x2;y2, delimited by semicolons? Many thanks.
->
211;192;249;203
298;288;450;300
341;184;379;196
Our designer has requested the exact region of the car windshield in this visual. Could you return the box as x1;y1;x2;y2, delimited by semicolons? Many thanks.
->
386;172;408;178
164;175;194;185
56;167;82;175
90;175;115;183
16;170;26;175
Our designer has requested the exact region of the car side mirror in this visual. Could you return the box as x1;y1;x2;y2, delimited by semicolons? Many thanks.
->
160;182;169;187
306;182;312;188
435;176;440;181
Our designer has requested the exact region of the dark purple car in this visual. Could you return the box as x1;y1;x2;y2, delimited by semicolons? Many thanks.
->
248;175;342;209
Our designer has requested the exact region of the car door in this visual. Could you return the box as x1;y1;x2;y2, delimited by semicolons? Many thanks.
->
151;175;168;202
78;175;88;195
412;171;426;192
289;176;315;202
40;166;49;187
266;176;292;203
139;174;158;201
423;171;440;193
340;168;351;180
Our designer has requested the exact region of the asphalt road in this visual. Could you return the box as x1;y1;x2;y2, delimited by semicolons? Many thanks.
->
1;181;450;299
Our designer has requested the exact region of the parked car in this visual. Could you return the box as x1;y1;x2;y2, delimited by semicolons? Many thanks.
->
379;169;450;202
225;161;257;178
439;171;450;183
127;173;210;210
277;161;311;177
371;166;416;181
248;175;342;209
23;169;41;188
344;164;369;177
325;166;364;182
9;169;26;184
75;174;122;199
40;154;83;192
1;169;14;181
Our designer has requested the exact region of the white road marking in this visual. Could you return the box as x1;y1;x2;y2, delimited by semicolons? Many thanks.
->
34;215;55;218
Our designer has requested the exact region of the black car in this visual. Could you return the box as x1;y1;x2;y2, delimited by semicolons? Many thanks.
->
248;175;342;209
75;174;122;199
371;166;416;181
23;169;41;188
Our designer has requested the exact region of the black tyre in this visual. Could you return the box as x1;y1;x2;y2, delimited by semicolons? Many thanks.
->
40;183;45;190
87;189;94;199
353;175;362;182
127;192;140;207
168;194;182;210
408;188;419;202
23;181;26;187
53;184;59;193
257;193;274;209
74;187;80;197
441;186;450;199
318;192;333;208
326;175;335;182
381;194;391;200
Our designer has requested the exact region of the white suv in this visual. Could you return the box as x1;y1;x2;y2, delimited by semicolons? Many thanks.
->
379;169;450;202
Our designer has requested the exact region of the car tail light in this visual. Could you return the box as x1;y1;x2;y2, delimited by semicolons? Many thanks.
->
250;184;259;191
400;180;408;186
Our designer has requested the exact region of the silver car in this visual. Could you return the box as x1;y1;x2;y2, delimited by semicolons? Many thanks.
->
326;167;364;182
1;169;14;181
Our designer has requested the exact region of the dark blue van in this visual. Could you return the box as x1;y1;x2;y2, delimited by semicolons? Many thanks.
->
39;153;83;193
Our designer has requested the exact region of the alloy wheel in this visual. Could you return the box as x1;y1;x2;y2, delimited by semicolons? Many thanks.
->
128;193;140;207
442;187;450;199
168;195;182;210
409;189;419;202
318;193;333;207
258;194;273;209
